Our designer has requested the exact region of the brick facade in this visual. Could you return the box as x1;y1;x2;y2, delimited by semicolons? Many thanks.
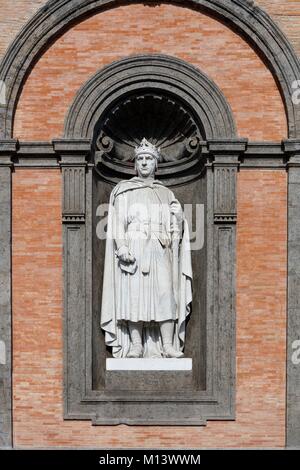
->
12;169;287;448
13;3;287;141
1;1;299;60
1;0;294;448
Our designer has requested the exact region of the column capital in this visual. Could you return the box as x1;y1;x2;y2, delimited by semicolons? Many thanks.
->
0;139;18;168
207;139;248;167
283;139;300;154
208;140;248;225
53;138;92;166
53;139;91;224
283;140;300;169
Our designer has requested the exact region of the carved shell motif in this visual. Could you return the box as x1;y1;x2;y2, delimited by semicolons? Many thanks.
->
96;93;202;162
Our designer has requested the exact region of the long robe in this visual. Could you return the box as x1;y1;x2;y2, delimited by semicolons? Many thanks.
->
100;177;193;358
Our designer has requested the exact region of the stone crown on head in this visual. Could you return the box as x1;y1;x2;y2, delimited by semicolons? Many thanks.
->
134;138;161;161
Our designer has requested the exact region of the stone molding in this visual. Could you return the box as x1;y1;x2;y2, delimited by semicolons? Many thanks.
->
0;139;17;448
64;54;236;140
284;139;300;448
2;140;290;169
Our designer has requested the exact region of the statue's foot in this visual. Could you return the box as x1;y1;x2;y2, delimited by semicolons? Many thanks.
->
163;345;184;358
127;344;143;358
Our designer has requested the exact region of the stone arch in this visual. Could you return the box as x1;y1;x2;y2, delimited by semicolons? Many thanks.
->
0;0;299;139
64;54;236;140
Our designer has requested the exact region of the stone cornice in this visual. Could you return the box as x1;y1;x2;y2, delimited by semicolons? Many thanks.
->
0;139;18;168
283;139;300;170
4;140;294;170
207;139;248;155
53;138;92;163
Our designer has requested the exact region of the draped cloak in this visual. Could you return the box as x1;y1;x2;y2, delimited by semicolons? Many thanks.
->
100;177;193;358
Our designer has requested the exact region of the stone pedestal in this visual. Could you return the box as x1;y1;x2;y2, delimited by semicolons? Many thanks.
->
106;358;193;371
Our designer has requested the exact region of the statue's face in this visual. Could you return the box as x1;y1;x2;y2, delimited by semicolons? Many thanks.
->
135;153;157;178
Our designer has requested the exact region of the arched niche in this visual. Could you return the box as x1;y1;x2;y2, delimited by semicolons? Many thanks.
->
54;55;245;425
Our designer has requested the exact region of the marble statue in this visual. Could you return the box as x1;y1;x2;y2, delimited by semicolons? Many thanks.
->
100;138;192;358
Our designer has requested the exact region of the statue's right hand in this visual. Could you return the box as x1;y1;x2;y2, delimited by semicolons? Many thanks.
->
117;245;136;264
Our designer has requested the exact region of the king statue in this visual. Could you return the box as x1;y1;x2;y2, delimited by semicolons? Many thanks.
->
100;138;193;359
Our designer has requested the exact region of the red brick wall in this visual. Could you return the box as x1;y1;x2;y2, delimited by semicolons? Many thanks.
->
10;1;288;449
0;0;46;58
13;3;287;141
12;169;287;448
257;0;300;56
0;1;299;62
